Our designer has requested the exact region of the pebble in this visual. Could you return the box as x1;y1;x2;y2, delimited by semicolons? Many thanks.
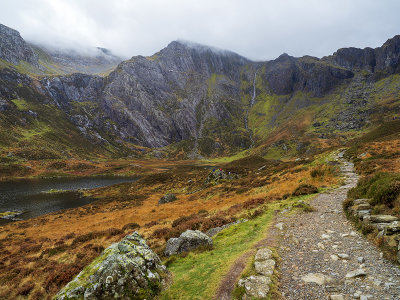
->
357;257;365;263
330;254;339;261
321;234;331;239
337;253;350;259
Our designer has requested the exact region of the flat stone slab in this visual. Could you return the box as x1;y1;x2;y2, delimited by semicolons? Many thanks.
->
345;269;367;278
301;273;332;285
255;248;273;261
370;215;399;223
238;275;271;298
353;203;371;211
255;259;275;276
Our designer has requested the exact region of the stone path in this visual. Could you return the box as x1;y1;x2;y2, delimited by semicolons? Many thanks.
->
273;153;400;299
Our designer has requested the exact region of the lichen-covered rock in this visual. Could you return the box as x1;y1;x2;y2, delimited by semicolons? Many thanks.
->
238;275;271;298
54;232;168;300
158;193;177;205
164;230;213;256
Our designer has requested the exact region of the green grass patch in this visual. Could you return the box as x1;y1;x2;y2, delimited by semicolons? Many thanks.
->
160;210;274;300
11;98;29;111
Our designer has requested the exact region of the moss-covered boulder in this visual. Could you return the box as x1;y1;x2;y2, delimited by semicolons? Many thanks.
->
164;230;213;256
54;232;169;300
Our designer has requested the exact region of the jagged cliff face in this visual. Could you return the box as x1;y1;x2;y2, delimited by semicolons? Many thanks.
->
0;24;39;66
1;22;400;159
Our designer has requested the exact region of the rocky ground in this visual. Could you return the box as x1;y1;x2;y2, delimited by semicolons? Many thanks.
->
274;153;400;300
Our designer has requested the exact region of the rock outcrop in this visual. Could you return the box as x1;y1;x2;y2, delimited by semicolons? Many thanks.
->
158;193;177;205
0;24;39;66
346;198;400;264
164;230;213;256
54;232;168;300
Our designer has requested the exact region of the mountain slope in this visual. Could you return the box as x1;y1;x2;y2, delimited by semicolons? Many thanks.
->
1;23;400;161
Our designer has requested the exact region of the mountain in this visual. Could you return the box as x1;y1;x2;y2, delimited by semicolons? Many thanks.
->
0;23;400;161
0;24;39;66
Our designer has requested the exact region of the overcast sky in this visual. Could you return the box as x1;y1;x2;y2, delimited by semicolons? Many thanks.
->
1;0;400;60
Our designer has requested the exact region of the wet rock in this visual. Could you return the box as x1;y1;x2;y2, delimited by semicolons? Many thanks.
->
158;193;177;205
164;230;212;256
54;232;168;300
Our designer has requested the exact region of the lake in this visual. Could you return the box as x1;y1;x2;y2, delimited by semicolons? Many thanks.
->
0;176;138;225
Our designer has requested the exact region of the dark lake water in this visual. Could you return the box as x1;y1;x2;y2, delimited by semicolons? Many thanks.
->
0;176;138;225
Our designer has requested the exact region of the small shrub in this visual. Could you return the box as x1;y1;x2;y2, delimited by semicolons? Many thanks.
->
361;223;375;235
122;223;140;231
46;245;67;257
342;198;354;211
310;168;324;178
172;215;194;228
248;208;264;219
105;228;124;237
201;216;229;231
151;228;170;239
16;282;34;296
144;221;158;228
292;184;318;196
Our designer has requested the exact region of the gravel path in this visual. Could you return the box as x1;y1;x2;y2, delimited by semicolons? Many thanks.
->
274;153;400;300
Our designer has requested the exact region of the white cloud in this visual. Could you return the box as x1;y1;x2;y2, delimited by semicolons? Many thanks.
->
1;0;400;60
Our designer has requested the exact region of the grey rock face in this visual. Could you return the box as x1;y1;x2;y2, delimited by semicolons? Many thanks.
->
323;35;400;74
0;24;38;66
54;232;168;300
164;230;213;256
262;53;354;97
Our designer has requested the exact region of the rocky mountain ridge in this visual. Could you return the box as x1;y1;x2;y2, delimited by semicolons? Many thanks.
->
1;23;400;159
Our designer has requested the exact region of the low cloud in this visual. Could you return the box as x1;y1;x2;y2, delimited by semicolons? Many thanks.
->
1;0;400;60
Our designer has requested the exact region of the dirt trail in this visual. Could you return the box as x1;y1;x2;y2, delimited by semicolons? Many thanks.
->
273;153;400;299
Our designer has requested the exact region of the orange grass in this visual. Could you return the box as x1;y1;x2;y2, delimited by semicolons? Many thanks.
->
0;157;338;299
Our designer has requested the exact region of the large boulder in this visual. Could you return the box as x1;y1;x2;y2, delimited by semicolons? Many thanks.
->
164;230;213;256
54;232;168;300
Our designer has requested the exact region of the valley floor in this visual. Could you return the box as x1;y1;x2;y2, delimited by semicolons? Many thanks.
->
273;154;400;299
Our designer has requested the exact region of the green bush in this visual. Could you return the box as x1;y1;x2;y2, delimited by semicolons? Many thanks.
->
348;172;400;207
292;184;318;196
